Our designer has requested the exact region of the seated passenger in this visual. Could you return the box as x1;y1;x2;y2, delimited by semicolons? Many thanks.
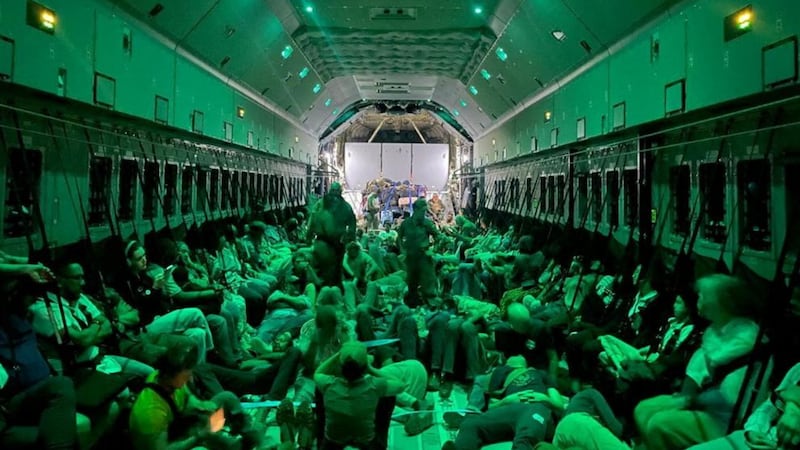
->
128;341;266;450
29;262;154;377
118;241;217;363
314;341;404;449
687;362;800;450
634;274;762;450
1;278;79;450
343;242;382;290
599;293;698;389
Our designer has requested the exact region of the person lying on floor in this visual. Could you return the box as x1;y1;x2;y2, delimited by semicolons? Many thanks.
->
550;388;630;450
441;355;568;450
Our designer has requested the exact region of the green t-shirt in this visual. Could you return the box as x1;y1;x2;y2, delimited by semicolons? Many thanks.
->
129;371;190;450
318;374;388;445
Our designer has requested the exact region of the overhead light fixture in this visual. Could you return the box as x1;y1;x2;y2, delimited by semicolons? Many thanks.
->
298;67;310;79
452;109;460;116
736;9;752;28
332;109;339;115
305;5;314;13
460;99;468;108
281;45;294;59
295;136;300;143
474;6;483;14
544;111;552;122
27;1;57;34
495;47;508;62
469;85;479;96
724;5;753;41
312;83;322;94
237;106;245;118
41;10;56;29
551;30;567;41
324;98;332;107
480;69;491;81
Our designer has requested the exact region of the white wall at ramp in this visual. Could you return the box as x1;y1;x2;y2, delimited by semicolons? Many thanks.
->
412;144;449;191
344;143;381;190
381;143;413;182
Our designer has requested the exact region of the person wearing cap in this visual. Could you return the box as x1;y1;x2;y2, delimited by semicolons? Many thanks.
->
314;341;405;449
308;182;357;288
397;197;442;308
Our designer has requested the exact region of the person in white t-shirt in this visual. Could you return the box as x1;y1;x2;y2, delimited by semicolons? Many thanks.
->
634;274;761;450
29;262;154;377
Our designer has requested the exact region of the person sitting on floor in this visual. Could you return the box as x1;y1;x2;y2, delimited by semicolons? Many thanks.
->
314;341;404;450
128;340;267;450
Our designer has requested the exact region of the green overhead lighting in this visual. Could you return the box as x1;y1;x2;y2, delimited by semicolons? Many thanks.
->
474;6;483;14
324;98;332;107
332;109;339;115
281;45;294;59
452;109;460;116
299;67;310;79
305;5;313;13
460;99;468;108
469;85;479;96
480;69;491;80
312;83;322;94
496;47;508;62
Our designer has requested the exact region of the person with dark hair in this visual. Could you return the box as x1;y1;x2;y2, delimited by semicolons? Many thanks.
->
0;276;79;450
118;240;217;364
440;355;568;450
308;181;356;288
129;341;266;450
313;341;404;449
28;262;155;377
397;198;442;307
507;235;545;289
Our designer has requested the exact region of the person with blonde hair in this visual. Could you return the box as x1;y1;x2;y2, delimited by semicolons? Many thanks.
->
634;273;761;450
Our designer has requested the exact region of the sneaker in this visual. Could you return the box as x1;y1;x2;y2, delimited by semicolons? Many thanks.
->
275;398;296;444
427;373;441;391
404;399;434;436
294;401;315;450
439;380;454;401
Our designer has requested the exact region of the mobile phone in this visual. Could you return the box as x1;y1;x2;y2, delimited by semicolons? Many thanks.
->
165;264;177;273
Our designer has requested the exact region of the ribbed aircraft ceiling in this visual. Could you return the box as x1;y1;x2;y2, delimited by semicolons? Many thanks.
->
108;0;682;141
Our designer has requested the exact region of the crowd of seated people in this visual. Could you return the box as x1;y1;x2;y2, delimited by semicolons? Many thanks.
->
2;184;800;450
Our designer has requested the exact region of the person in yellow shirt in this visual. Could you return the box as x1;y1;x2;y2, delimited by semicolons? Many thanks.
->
129;342;265;450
